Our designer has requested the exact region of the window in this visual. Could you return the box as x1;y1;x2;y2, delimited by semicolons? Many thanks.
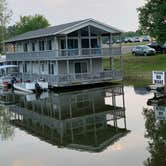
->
60;39;66;49
41;63;44;72
32;42;35;51
81;39;89;48
48;63;54;74
68;31;78;37
75;62;87;73
47;40;52;50
23;63;27;73
81;27;88;36
68;39;78;49
39;40;45;51
23;43;28;52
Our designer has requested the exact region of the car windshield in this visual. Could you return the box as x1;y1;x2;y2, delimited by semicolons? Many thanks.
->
142;46;150;49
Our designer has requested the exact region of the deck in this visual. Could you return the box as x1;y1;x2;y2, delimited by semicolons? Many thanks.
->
17;70;122;87
6;47;121;61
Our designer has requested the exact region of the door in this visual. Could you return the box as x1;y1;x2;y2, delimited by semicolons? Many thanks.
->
75;62;88;79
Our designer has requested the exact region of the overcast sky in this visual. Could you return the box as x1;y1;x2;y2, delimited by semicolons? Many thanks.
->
7;0;145;31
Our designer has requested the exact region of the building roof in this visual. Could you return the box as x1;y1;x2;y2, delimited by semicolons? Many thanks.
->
5;18;122;43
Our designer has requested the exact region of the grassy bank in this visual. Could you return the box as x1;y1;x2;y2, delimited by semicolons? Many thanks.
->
103;53;166;86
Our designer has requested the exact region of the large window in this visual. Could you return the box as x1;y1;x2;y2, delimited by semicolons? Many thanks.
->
23;43;28;52
23;63;27;73
81;39;89;48
47;40;52;50
60;39;66;49
32;42;35;51
39;40;45;51
48;63;54;74
68;39;78;49
75;62;87;73
41;63;44;73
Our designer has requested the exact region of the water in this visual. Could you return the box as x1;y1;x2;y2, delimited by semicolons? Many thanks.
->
0;85;165;166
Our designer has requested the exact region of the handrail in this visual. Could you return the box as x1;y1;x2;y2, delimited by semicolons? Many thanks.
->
6;47;121;58
18;70;122;86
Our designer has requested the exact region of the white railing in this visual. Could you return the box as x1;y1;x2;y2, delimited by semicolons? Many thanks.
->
17;70;122;86
6;47;121;61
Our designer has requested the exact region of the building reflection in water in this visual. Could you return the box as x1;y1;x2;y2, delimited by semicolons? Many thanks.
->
144;96;166;165
2;85;128;152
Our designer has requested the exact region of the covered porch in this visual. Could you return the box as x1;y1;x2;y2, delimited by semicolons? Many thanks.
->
17;69;122;87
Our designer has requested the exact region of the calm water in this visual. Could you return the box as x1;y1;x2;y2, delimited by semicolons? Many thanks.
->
0;85;165;166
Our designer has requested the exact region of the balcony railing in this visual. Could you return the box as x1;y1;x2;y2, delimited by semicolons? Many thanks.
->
6;47;121;61
17;70;122;87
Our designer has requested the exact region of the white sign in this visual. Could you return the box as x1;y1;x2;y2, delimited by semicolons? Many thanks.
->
152;71;165;85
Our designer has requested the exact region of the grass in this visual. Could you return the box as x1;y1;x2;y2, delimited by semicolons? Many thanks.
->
103;53;166;86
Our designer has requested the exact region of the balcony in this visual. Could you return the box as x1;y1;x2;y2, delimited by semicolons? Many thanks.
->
17;70;122;87
6;47;121;61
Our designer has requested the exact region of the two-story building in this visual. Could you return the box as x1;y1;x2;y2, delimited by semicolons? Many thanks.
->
5;18;123;87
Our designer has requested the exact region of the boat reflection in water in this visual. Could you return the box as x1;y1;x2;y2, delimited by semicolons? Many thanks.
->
144;95;166;165
4;85;128;152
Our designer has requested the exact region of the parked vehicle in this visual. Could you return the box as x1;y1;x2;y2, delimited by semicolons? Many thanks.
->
132;45;156;56
133;37;141;42
124;37;133;43
142;36;150;42
147;42;166;53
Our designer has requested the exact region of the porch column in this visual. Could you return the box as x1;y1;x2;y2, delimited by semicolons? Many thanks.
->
109;33;112;56
110;57;114;70
65;35;68;56
38;61;40;74
56;60;58;75
119;33;122;55
90;58;93;74
30;61;33;74
88;26;91;55
120;55;123;70
78;30;81;55
67;60;70;74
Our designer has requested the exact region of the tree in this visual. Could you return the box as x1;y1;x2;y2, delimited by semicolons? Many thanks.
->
7;14;50;38
0;0;12;53
143;108;166;166
138;0;166;44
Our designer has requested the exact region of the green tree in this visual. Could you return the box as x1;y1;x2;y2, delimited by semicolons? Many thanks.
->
143;108;166;166
7;14;50;38
0;0;12;53
138;0;166;44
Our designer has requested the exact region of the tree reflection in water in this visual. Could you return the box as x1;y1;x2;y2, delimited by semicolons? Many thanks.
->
143;108;166;166
0;106;14;141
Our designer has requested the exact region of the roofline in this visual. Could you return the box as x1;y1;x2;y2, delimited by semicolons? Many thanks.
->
54;18;123;35
5;18;123;43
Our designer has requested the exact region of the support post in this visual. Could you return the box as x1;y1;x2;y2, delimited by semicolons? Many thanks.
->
110;33;112;55
65;35;68;56
67;60;70;74
88;26;91;55
56;60;58;75
90;58;92;74
78;30;81;56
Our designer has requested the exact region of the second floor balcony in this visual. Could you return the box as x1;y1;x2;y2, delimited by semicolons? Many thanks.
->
6;47;121;61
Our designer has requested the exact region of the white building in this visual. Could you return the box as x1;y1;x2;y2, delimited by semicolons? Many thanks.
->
5;19;123;87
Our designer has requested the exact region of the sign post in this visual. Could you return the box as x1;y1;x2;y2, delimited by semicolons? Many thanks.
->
152;71;166;92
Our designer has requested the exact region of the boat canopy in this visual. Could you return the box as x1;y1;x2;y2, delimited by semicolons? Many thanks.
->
0;65;18;70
